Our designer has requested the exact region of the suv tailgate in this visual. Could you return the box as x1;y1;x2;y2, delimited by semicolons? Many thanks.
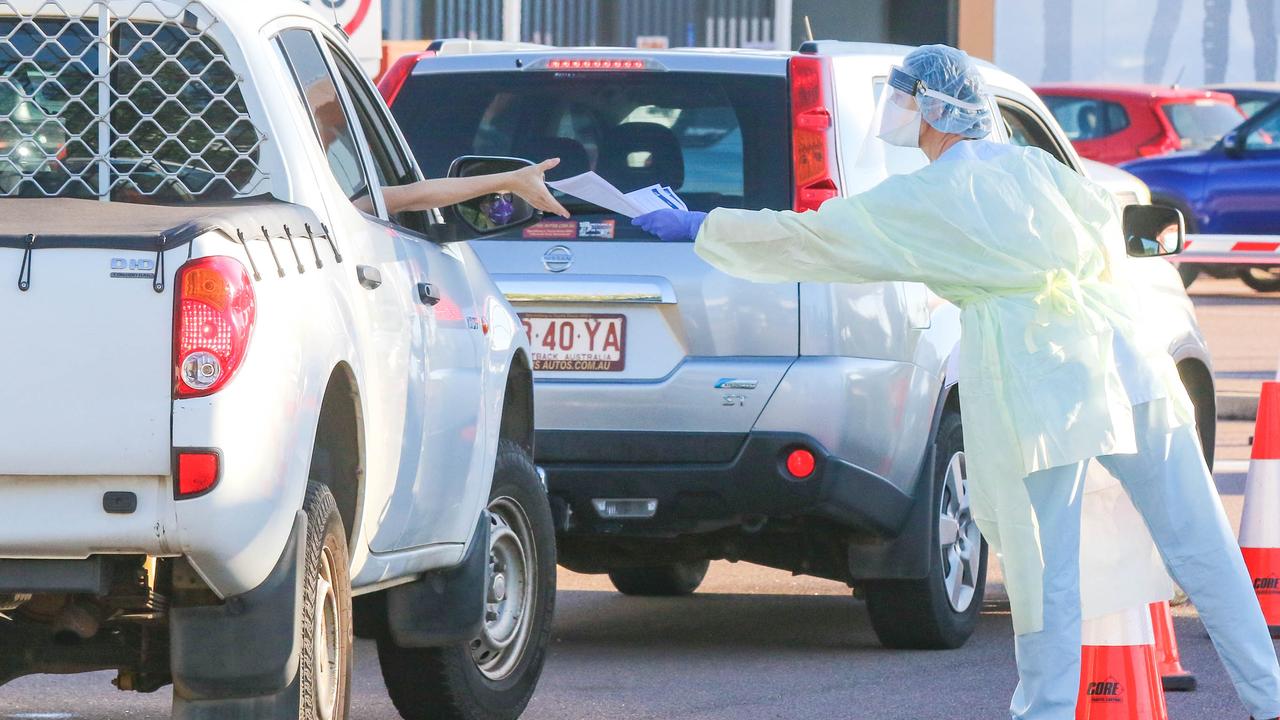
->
391;60;797;434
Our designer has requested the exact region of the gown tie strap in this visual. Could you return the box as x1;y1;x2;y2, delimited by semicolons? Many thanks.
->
1025;268;1084;353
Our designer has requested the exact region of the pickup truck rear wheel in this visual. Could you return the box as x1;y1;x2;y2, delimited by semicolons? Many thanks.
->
607;561;710;596
378;441;556;720
862;410;987;650
301;481;353;720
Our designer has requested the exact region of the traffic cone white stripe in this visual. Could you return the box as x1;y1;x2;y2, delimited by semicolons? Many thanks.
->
1240;381;1280;635
1240;460;1280;548
1081;606;1155;646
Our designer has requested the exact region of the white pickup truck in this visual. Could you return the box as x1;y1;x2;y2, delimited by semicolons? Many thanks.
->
0;2;555;719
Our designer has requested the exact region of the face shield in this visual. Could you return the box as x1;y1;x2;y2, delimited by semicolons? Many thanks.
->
874;66;990;147
873;82;923;148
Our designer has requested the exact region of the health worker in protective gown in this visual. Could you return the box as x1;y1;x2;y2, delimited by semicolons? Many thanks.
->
632;44;1280;720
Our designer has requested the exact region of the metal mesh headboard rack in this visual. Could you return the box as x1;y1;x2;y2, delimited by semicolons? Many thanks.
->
0;0;268;201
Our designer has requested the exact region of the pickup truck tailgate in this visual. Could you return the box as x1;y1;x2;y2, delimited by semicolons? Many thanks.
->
0;244;175;475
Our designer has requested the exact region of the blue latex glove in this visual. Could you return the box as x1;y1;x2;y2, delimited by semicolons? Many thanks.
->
631;209;707;242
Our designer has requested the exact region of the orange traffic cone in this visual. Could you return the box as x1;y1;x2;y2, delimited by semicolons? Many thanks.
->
1240;381;1280;638
1076;606;1168;720
1148;600;1195;691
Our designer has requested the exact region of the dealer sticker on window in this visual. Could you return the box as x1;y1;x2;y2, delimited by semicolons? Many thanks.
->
576;219;615;239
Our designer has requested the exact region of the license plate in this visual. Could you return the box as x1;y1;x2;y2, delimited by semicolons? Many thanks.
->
520;313;626;372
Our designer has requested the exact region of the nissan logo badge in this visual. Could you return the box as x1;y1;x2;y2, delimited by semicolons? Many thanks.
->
542;245;573;273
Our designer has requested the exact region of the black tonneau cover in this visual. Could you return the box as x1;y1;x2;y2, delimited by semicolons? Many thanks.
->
0;197;323;251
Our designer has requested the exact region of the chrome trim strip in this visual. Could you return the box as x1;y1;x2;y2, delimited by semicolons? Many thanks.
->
495;274;677;304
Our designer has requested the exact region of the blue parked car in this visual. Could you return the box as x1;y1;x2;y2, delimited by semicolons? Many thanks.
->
1121;98;1280;291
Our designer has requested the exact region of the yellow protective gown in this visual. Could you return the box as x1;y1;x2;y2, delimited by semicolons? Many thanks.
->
694;141;1194;635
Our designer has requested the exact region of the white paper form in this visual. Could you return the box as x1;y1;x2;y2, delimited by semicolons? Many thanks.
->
547;172;643;217
548;172;688;218
624;186;680;213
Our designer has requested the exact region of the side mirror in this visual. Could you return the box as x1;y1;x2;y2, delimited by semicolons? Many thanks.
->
1123;204;1184;258
1222;130;1245;158
435;156;540;241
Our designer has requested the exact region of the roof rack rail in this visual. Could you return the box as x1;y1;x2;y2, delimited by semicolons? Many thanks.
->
426;38;552;55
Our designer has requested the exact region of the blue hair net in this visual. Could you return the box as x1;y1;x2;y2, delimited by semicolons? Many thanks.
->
902;44;993;139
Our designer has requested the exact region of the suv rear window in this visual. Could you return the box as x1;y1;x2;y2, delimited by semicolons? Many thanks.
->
1161;101;1243;150
391;69;790;240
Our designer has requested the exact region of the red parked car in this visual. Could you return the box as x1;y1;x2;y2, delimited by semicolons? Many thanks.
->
1034;84;1245;164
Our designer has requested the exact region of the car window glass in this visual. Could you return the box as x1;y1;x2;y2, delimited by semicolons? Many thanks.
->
275;28;370;207
325;39;429;233
999;100;1071;165
1238;98;1270;118
1161;101;1244;150
1042;96;1127;140
1245;104;1280;151
1107;103;1130;133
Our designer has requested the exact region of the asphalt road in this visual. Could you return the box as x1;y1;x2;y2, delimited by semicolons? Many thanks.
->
1;277;1277;720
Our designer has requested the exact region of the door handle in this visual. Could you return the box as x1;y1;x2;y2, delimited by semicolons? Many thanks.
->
356;265;382;290
417;282;440;306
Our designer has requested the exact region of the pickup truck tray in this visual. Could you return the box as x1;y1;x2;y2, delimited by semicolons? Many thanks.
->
0;196;322;252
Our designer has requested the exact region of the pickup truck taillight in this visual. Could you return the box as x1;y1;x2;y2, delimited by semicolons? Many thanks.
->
789;54;841;212
176;450;221;498
174;256;255;398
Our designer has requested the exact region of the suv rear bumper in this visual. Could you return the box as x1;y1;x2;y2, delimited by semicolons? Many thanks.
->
537;430;913;538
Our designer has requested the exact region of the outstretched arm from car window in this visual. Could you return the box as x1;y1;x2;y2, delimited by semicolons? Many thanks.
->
379;158;570;218
693;170;1008;289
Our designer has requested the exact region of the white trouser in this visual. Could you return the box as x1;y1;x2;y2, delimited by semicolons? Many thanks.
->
1009;402;1280;720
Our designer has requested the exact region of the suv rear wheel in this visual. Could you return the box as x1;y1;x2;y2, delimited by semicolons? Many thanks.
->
862;410;987;649
607;560;710;597
378;441;556;720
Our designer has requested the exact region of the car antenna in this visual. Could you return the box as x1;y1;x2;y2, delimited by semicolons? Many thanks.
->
327;1;342;36
804;15;815;42
1171;65;1185;89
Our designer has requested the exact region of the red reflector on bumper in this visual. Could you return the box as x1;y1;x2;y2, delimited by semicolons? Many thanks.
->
786;449;816;479
177;451;220;498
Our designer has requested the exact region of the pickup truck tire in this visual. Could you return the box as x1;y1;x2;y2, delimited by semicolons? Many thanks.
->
378;440;556;720
301;481;353;720
606;561;710;596
862;410;987;650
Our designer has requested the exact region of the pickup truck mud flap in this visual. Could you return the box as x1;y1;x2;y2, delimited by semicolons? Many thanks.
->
385;512;491;647
170;511;305;719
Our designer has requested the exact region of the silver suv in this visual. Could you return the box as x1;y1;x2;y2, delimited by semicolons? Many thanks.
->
384;42;1217;649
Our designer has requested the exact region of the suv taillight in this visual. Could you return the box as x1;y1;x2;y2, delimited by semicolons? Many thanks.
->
789;55;841;212
174;256;255;398
377;50;435;105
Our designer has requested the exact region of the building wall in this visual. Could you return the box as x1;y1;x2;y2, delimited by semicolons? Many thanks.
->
995;0;1280;84
383;0;962;48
